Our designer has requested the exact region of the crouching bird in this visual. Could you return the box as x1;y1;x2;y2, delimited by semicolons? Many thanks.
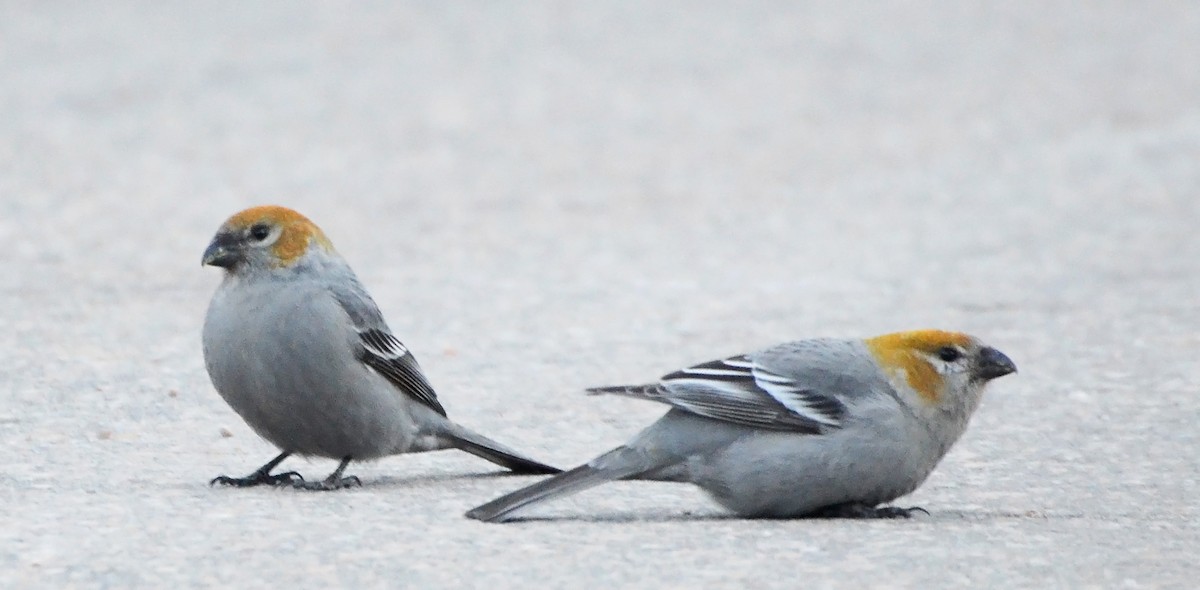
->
466;331;1014;520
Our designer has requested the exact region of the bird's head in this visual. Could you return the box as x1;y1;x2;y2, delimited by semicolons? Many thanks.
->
202;205;337;274
865;329;1016;416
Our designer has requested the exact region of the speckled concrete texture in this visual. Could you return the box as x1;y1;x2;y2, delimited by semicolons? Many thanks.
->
1;2;1198;587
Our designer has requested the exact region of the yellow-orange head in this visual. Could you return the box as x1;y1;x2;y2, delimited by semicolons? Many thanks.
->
202;205;336;271
865;329;1015;406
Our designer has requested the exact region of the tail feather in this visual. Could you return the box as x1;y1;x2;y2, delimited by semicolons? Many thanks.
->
447;425;561;475
586;384;667;402
465;446;660;522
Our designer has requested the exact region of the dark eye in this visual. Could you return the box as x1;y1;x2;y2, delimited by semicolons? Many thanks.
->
937;346;962;362
249;224;271;241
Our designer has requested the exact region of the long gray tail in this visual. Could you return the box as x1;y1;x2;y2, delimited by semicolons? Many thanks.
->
465;446;659;522
446;424;561;475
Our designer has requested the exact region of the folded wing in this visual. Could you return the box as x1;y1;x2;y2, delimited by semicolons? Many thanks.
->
357;327;447;417
588;354;845;433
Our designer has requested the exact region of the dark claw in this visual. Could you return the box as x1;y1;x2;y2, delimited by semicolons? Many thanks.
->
292;475;362;491
869;505;927;518
810;502;927;519
210;470;304;488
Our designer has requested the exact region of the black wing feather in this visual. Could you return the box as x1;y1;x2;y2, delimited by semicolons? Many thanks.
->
588;354;845;433
357;328;447;417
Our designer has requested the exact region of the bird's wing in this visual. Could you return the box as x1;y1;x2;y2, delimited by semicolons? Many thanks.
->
588;354;845;432
356;327;447;417
331;280;447;417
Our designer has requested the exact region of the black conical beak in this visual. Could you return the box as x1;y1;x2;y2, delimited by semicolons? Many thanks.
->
975;347;1017;381
201;233;240;268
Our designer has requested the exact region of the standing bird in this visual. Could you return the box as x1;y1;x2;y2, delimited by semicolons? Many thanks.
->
201;205;559;490
467;330;1015;521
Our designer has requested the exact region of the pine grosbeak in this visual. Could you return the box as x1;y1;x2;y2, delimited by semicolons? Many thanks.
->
467;331;1015;521
201;205;560;490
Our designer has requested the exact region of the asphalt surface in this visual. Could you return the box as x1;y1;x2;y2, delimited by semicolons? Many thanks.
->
2;2;1198;588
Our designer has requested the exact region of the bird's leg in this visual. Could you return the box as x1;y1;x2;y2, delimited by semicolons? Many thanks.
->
810;502;929;519
210;451;304;487
293;456;361;491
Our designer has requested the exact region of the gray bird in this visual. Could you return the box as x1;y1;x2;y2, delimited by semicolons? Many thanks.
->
467;330;1015;521
201;205;559;490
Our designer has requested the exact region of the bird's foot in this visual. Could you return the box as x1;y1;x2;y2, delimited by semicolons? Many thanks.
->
811;502;928;519
210;470;304;488
293;475;362;491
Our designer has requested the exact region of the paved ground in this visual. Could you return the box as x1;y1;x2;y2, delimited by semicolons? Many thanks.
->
2;2;1198;588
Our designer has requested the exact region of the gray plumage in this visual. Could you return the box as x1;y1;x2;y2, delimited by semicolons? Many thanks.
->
201;207;559;489
466;336;1015;521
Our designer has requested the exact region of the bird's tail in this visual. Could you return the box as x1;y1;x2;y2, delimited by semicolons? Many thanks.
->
445;424;561;475
465;446;661;522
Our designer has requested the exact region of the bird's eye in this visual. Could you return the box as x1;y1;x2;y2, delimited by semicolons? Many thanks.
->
937;346;962;362
249;224;271;241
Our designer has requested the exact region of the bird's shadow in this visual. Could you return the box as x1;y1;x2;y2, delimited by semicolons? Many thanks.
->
366;469;537;488
483;512;740;524
190;468;544;493
478;507;1066;525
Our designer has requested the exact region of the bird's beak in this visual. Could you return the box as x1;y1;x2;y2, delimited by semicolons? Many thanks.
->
975;347;1017;380
201;234;240;268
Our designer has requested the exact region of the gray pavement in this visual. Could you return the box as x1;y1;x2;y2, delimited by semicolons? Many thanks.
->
2;2;1199;587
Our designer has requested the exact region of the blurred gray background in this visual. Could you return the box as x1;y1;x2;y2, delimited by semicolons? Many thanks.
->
2;2;1198;587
